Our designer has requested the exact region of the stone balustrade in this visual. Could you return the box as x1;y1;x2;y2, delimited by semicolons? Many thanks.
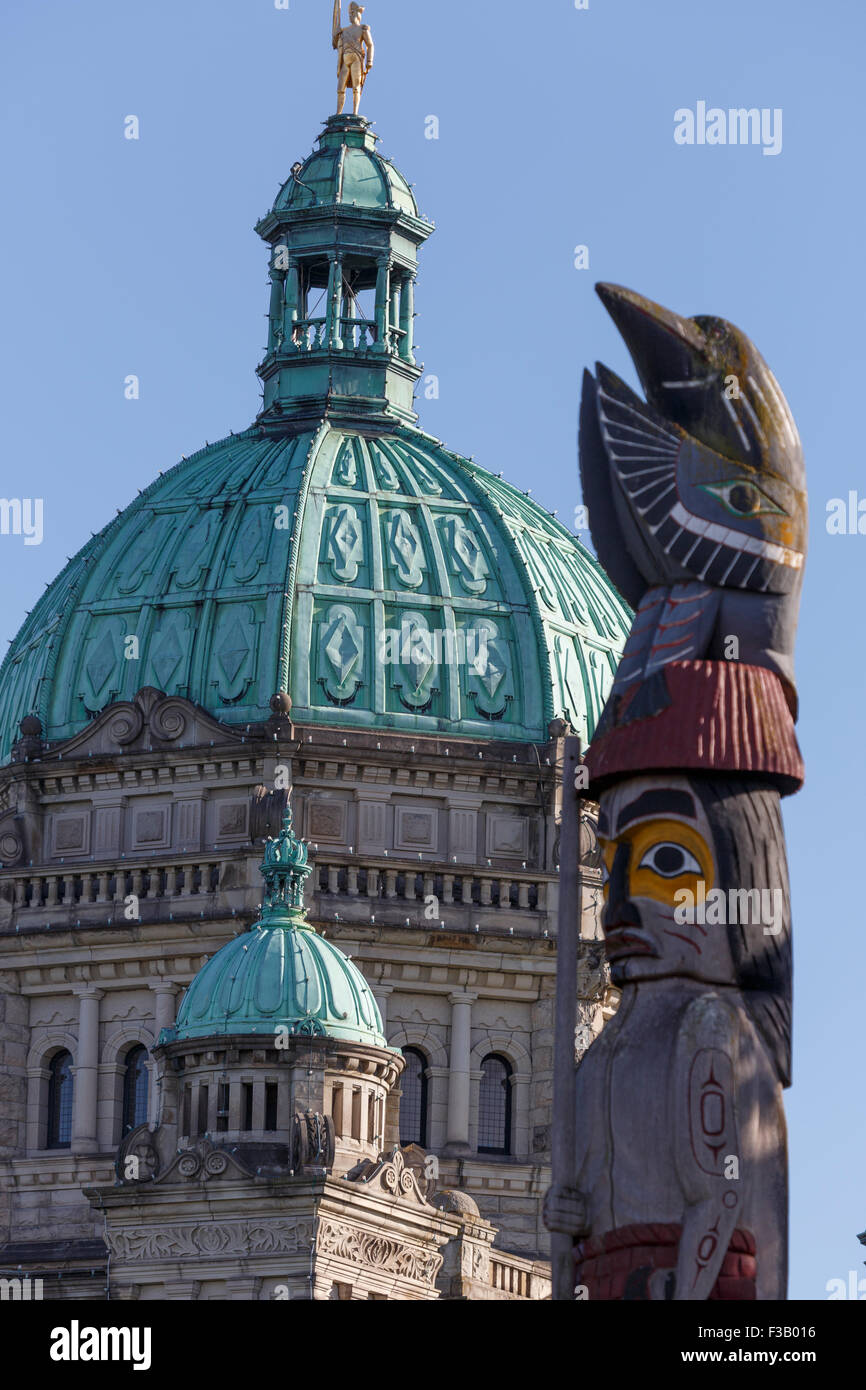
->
312;857;553;914
489;1252;551;1301
0;856;224;922
0;851;558;937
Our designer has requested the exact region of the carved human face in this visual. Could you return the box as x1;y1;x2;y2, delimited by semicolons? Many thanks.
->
597;775;736;985
349;2;364;21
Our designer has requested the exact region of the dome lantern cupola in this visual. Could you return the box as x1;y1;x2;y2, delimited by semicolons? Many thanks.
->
255;114;433;431
259;803;313;921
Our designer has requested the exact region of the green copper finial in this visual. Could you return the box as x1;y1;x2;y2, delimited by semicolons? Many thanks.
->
259;799;313;923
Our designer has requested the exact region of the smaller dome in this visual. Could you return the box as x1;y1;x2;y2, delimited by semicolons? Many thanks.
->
170;919;386;1046
164;807;387;1048
274;116;419;217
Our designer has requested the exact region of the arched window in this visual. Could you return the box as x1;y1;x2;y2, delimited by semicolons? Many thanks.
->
47;1051;73;1149
122;1045;149;1135
478;1054;512;1155
399;1048;428;1147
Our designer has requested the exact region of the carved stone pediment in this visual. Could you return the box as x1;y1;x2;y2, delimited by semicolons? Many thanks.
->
44;687;249;760
155;1137;252;1186
343;1146;430;1205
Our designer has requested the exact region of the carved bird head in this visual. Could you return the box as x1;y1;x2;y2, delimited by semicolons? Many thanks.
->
596;283;804;485
584;284;807;595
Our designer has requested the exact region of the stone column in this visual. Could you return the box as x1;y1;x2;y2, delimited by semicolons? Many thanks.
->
71;988;103;1153
444;991;476;1156
148;981;178;1125
371;984;393;1035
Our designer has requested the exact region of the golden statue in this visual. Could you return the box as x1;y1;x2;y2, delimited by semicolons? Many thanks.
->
332;2;374;115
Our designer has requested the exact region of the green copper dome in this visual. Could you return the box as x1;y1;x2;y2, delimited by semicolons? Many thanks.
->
0;115;632;762
164;807;387;1047
0;422;631;759
273;117;419;216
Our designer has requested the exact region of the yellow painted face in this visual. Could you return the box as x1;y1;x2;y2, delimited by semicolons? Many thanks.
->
597;776;737;984
600;817;715;909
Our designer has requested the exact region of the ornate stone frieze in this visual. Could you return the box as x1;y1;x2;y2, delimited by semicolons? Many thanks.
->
106;1219;313;1263
317;1217;442;1285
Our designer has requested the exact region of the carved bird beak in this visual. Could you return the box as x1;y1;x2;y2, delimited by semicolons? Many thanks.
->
595;283;711;408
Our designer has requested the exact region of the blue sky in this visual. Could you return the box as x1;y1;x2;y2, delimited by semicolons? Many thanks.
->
1;0;863;1300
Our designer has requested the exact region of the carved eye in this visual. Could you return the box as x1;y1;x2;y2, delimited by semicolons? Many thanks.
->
701;480;784;518
638;842;701;878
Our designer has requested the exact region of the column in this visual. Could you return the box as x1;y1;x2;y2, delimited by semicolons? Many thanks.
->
148;981;179;1125
327;254;344;349
371;984;393;1035
444;991;476;1156
400;273;416;363
268;264;287;352
374;256;389;352
390;274;401;352
284;258;300;334
71;988;103;1153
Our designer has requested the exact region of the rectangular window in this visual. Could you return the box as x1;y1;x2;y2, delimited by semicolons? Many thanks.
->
182;1088;191;1138
197;1085;209;1137
265;1082;278;1132
331;1084;343;1138
351;1088;361;1141
243;1083;254;1131
217;1082;230;1133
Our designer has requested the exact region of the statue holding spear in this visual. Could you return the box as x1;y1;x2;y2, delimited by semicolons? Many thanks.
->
333;2;375;115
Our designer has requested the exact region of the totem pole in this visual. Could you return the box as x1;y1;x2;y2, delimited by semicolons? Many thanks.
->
546;284;806;1301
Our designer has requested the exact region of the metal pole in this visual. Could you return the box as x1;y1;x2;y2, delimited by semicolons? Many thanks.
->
551;735;582;1300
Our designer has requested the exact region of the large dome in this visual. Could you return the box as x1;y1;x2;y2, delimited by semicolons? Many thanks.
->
0;422;631;761
0;113;632;763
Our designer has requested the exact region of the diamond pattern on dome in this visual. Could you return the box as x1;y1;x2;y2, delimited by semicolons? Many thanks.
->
400;615;436;695
387;510;425;588
231;509;266;583
327;504;364;582
217;620;251;683
471;632;506;699
370;446;400;491
442;516;489;595
85;629;117;696
151;623;183;690
324;613;361;686
333;444;358;486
